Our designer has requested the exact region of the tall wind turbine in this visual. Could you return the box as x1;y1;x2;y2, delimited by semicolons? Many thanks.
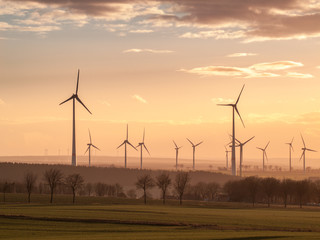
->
187;138;203;170
85;129;100;167
117;124;137;168
217;85;245;176
173;140;182;170
300;134;316;173
60;69;92;166
257;141;270;171
235;136;255;177
285;138;294;172
137;128;150;169
224;145;231;169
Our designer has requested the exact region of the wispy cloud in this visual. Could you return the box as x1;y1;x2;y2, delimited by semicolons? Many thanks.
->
123;48;173;54
180;60;302;78
286;72;314;78
250;61;303;71
129;29;154;33
227;52;257;58
179;30;245;40
211;98;234;104
100;100;111;107
132;94;147;104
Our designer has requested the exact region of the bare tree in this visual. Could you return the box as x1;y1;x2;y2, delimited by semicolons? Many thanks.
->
66;173;84;204
85;183;93;196
156;173;171;204
244;176;260;207
135;174;155;204
261;177;279;207
24;172;37;203
279;179;294;208
295;180;310;208
43;168;63;203
174;171;190;205
206;182;220;201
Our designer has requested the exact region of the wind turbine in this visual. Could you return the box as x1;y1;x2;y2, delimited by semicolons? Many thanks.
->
117;124;137;168
187;138;203;170
217;85;245;176
285;137;294;172
173;140;182;170
300;134;316;173
137;128;150;169
85;129;100;167
235;136;255;177
60;69;92;166
224;145;231;169
257;141;270;171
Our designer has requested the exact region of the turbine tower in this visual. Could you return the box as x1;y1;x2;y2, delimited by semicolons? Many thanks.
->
173;140;182;170
300;134;316;173
217;85;245;176
60;69;92;166
85;129;100;167
187;138;203;170
224;145;231;169
285;137;294;172
117;124;137;168
137;128;150;169
235;136;255;177
257;141;270;171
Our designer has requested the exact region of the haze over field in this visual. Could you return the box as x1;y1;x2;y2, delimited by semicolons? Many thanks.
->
1;0;320;168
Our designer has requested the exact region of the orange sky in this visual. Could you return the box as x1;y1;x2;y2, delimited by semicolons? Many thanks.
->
1;0;320;169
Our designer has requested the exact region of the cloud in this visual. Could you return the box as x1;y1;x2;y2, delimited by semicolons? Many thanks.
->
227;53;257;57
129;29;154;33
100;100;111;107
132;94;147;104
180;60;301;78
3;0;320;41
123;48;173;54
286;72;314;78
211;98;234;104
250;61;303;71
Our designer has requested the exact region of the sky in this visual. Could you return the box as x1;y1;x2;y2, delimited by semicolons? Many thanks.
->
1;0;320;169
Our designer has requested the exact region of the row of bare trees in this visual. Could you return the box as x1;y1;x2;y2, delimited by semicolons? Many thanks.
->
135;171;191;205
224;176;320;208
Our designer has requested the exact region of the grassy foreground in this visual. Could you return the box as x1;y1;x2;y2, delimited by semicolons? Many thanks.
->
1;194;320;239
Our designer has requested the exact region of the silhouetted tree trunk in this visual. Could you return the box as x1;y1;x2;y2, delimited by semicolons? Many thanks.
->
174;171;190;205
43;168;63;204
24;172;37;203
66;173;84;204
156;173;171;205
135;174;154;204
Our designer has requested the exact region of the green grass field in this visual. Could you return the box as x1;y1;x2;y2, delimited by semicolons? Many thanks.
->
1;193;320;239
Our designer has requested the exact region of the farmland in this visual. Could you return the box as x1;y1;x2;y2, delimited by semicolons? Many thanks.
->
1;194;320;239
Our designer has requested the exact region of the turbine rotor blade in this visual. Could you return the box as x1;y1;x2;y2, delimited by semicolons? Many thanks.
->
173;140;178;148
217;104;233;106
291;137;294;145
243;136;255;145
143;144;150;155
300;134;306;148
76;69;80;94
264;151;268;162
186;138;194;146
257;147;264;151
126;124;128;140
84;146;90;154
76;96;92;114
92;145;100;151
195;141;203;147
235;106;245;128
299;151;305;161
127;141;137;151
117;142;125;149
306;148;317;152
235;84;245;105
59;95;74;105
88;129;92;144
264;141;270;150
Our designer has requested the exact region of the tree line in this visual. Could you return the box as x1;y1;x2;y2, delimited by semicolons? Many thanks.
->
224;176;320;208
